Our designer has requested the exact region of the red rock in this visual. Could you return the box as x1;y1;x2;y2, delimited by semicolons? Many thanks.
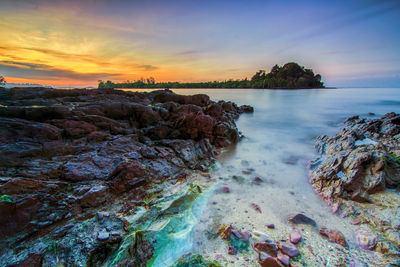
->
259;252;285;267
108;160;146;192
267;224;275;229
222;186;230;193
254;242;278;257
289;229;302;244
278;242;299;257
228;246;237;255
319;226;348;247
87;131;109;142
277;254;290;266
79;185;107;208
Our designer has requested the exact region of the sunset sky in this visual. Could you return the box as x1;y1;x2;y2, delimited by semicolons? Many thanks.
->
0;0;399;87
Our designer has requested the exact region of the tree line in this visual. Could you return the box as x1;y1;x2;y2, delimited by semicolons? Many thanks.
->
98;62;324;89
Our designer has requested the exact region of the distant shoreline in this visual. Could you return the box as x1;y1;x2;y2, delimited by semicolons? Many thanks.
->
118;87;336;90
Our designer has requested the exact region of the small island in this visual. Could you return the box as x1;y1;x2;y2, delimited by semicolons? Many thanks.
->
98;62;324;89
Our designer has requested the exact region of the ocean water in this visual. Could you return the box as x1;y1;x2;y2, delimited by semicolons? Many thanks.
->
126;88;400;265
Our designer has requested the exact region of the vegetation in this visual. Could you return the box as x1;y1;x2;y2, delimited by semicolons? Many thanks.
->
0;75;6;85
98;62;324;89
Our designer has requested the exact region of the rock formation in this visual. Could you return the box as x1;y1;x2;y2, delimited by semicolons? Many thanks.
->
0;87;253;266
310;113;400;257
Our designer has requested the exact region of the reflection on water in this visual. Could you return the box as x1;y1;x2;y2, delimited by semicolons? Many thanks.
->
125;88;400;265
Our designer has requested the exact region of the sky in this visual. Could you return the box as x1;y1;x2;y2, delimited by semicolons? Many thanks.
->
0;0;399;87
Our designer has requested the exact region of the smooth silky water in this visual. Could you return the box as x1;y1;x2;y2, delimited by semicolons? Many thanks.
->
125;88;400;266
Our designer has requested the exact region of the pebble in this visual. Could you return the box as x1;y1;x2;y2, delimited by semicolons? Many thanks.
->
222;186;230;193
289;229;302;244
228;246;237;255
277;254;290;266
278;242;299;257
267;224;275;229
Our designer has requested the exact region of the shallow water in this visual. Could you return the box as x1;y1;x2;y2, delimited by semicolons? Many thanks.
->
127;88;400;265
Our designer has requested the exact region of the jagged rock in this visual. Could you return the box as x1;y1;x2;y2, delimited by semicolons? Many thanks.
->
0;87;253;266
310;113;400;254
79;185;108;208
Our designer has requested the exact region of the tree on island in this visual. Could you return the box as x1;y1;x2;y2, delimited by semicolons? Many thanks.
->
98;62;324;89
0;76;6;85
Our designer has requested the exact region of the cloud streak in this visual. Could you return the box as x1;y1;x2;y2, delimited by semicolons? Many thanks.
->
0;60;118;81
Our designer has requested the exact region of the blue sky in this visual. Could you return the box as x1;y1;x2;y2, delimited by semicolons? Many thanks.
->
0;0;399;87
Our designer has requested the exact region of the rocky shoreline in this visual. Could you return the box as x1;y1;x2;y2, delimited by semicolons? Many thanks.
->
310;113;400;263
0;87;253;266
1;86;399;266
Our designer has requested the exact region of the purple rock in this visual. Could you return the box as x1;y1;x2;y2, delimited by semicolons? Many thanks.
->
289;229;302;244
278;242;299;257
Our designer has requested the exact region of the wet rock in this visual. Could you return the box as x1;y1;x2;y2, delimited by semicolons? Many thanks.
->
288;213;317;227
0;87;252;266
319;226;348;247
278;242;299;257
289;229;302;244
239;105;254;113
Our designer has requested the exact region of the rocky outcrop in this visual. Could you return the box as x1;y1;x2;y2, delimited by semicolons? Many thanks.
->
310;113;400;257
0;87;253;266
